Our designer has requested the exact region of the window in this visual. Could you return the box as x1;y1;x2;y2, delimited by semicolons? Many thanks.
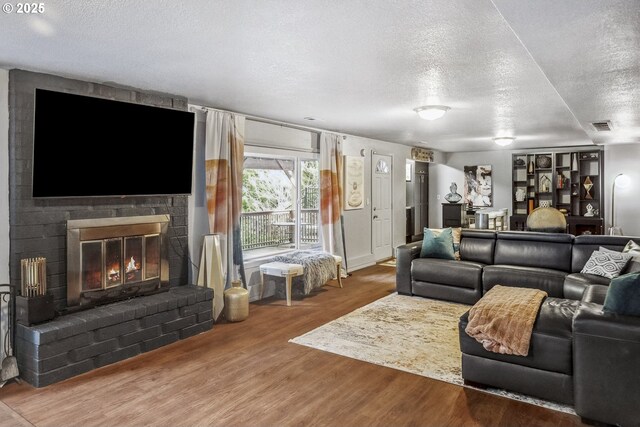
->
241;152;320;258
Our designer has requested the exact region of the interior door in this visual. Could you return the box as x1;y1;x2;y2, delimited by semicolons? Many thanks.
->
372;153;393;261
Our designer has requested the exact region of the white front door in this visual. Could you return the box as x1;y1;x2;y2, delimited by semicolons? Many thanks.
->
372;153;393;261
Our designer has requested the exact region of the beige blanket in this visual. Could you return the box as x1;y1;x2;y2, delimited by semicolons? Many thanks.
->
465;285;547;356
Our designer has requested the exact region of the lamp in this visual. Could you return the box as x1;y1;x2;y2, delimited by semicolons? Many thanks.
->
414;105;450;121
609;173;630;235
493;137;515;146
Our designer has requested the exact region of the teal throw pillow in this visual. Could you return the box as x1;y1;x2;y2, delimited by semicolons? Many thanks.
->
603;272;640;317
420;228;455;260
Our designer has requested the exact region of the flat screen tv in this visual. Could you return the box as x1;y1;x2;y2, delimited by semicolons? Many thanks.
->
32;89;195;198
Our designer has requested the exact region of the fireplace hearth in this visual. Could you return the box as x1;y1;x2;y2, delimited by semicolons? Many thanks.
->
67;215;170;309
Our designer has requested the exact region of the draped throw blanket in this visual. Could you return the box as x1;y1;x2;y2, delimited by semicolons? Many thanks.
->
204;110;246;288
274;250;336;295
464;285;547;356
320;132;347;276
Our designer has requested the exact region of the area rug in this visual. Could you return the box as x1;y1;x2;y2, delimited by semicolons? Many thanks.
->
289;293;575;415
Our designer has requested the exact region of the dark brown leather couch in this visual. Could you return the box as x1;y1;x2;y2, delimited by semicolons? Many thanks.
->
395;230;640;426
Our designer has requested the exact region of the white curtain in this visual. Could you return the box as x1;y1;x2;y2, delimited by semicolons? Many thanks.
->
204;110;246;288
319;132;347;275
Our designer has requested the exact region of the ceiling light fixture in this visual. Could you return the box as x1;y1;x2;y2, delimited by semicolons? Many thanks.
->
414;105;450;121
493;137;515;146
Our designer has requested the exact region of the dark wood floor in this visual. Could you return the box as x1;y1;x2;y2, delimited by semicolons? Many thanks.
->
0;263;585;427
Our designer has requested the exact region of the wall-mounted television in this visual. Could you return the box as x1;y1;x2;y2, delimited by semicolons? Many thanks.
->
32;89;195;198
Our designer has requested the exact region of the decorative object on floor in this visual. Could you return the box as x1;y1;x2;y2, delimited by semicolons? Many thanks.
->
582;176;593;200
584;203;594;217
526;207;567;233
197;234;225;321
224;280;249;321
536;155;551;169
273;250;336;296
465;285;547;356
609;173;630;235
444;182;462;203
16;257;54;326
290;293;574;415
344;156;364;210
0;284;19;386
464;165;492;207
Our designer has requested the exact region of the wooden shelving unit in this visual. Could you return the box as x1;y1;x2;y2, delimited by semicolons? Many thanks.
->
511;149;604;234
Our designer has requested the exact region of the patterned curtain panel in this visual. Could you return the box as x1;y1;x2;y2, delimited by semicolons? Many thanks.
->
320;132;347;275
204;110;247;288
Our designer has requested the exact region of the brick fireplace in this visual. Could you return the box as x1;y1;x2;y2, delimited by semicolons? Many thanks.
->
66;215;170;308
8;70;213;388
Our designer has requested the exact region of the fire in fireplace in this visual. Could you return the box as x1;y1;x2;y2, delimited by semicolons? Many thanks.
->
67;215;170;308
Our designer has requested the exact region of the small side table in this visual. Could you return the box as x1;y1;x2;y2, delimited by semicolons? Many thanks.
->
260;262;304;306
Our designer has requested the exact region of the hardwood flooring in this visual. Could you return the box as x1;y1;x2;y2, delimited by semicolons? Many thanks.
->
0;263;586;427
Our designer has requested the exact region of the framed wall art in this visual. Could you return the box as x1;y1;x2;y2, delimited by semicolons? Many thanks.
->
464;165;493;207
344;156;364;210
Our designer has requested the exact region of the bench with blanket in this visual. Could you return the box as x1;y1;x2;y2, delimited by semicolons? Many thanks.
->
273;250;336;297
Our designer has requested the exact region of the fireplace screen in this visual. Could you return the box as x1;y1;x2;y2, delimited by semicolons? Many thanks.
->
67;215;170;308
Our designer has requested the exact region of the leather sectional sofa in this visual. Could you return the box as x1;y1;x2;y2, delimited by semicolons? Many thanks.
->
396;230;640;426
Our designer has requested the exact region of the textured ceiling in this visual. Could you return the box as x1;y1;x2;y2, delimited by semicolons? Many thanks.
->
0;0;638;152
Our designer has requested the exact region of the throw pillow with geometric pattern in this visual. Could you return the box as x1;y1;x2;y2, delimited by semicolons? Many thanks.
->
581;250;633;279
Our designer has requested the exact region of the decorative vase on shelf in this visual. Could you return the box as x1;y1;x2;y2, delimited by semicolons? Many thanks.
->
224;280;249;322
528;160;534;174
571;153;578;171
536;155;551;169
583;176;593;200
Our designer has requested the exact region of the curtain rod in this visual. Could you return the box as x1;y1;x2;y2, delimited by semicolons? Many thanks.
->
189;104;348;140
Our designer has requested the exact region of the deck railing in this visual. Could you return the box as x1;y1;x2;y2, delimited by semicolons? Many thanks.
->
240;210;319;251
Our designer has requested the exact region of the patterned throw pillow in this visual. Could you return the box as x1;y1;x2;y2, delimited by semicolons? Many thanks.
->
425;227;461;260
581;250;633;279
599;240;640;274
420;228;455;260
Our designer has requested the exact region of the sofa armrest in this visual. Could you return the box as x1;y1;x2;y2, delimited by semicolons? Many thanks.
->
395;242;422;295
573;302;640;426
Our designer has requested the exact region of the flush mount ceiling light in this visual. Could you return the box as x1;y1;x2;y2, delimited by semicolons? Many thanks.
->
493;137;515;146
414;105;450;121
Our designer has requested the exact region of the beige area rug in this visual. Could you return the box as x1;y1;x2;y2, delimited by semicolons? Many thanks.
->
289;293;575;415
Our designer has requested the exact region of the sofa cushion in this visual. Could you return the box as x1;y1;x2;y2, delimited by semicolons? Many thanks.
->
483;265;567;297
603;272;640;316
582;284;609;305
420;228;455;260
459;297;579;375
460;230;496;265
563;273;610;300
570;235;638;272
580;250;632;279
411;258;483;290
493;231;572;272
599;243;640;274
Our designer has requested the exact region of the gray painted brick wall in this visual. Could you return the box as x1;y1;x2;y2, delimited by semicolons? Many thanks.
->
7;69;192;311
16;286;213;387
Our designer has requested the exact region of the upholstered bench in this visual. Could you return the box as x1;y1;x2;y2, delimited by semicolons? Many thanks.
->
259;262;304;306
